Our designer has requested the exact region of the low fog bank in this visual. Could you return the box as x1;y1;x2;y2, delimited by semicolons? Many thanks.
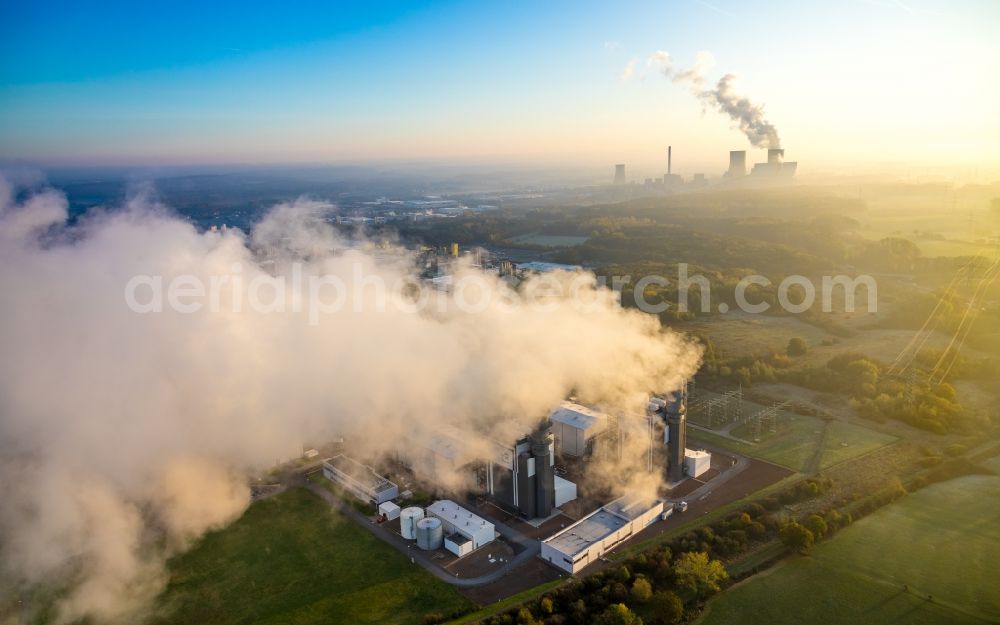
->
0;177;700;623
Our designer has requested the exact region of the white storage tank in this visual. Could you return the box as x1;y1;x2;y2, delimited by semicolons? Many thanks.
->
400;507;424;540
415;517;443;550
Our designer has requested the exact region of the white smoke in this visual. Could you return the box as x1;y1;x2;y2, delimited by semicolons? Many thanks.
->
646;50;781;148
0;179;701;623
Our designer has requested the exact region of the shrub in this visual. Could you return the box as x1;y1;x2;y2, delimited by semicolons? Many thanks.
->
630;577;653;604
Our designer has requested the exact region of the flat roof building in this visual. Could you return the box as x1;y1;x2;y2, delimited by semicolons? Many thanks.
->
540;494;664;574
322;455;399;505
426;499;496;557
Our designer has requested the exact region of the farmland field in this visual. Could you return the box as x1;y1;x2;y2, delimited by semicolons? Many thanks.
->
697;456;1000;625
690;405;897;473
679;310;993;375
817;420;898;468
153;488;472;625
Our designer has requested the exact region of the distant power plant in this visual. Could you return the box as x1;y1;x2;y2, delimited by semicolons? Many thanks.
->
612;145;795;190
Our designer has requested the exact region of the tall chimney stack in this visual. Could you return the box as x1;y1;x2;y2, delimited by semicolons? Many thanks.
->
668;146;672;175
666;390;687;483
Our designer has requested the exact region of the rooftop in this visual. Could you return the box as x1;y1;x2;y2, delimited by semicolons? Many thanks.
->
604;494;661;520
543;494;663;556
427;499;494;532
543;510;627;556
324;455;397;495
549;401;609;433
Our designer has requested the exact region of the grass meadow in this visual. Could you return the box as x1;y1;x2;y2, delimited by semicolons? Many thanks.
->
153;488;472;625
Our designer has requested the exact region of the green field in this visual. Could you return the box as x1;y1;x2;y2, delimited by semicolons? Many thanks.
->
153;488;472;625
817;420;899;469
698;458;1000;625
691;413;896;473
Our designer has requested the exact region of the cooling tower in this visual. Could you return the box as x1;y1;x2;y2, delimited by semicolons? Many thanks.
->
727;151;746;177
614;164;626;184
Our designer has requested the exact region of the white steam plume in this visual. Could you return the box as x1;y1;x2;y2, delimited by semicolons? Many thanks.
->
0;179;701;623
647;50;781;148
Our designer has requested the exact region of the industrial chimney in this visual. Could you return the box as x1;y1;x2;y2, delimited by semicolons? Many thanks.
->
530;420;555;518
665;390;687;483
668;146;672;176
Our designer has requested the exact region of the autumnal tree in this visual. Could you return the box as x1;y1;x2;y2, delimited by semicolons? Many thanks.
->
595;603;643;625
804;514;828;540
539;596;554;615
648;591;684;625
779;521;815;553
631;577;653;604
786;337;808;356
672;551;728;599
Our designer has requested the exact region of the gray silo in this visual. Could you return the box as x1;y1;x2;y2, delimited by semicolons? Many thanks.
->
415;517;443;550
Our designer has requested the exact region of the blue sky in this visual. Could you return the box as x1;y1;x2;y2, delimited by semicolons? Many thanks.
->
1;0;998;178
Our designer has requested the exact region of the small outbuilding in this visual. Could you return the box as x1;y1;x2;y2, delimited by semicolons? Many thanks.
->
378;501;401;520
684;449;711;478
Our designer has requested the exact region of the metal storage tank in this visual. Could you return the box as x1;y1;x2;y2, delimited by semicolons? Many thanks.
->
400;507;424;540
415;517;443;550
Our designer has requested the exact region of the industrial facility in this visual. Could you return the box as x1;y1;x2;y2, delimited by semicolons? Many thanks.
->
319;386;721;576
540;494;665;574
613;145;796;190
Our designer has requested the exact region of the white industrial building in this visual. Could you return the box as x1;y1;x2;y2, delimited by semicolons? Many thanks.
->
426;499;496;557
540;495;664;574
322;455;399;505
684;449;712;478
549;402;608;457
378;501;400;520
554;476;577;508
